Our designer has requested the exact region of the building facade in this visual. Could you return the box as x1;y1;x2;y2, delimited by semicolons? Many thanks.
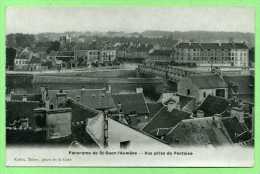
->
177;75;228;103
75;49;116;65
173;42;249;68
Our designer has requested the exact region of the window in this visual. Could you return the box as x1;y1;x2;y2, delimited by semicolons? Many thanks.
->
120;141;130;149
203;92;206;98
216;89;225;97
187;89;191;95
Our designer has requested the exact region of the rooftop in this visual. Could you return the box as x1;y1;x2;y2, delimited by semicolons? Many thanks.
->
223;75;254;95
143;107;192;137
190;74;228;89
112;93;149;115
197;95;230;117
176;42;248;49
222;116;248;143
47;88;115;110
164;116;233;146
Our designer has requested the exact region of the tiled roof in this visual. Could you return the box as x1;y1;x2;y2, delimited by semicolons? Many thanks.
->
197;95;230;117
112;93;149;115
176;42;201;49
164;117;233;146
47;88;115;110
65;99;100;122
190;75;228;89
222;117;248;143
143;107;191;137
146;102;163;116
233;43;249;49
176;42;248;49
223;75;254;95
200;43;220;49
6;101;40;125
10;93;42;102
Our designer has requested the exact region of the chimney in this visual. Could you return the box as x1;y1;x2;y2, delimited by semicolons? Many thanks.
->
136;87;143;94
22;95;27;102
197;110;205;118
117;103;122;113
107;85;112;93
76;95;81;102
40;87;47;102
45;99;50;109
56;89;67;107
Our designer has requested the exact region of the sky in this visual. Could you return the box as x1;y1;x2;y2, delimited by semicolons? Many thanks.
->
6;7;255;34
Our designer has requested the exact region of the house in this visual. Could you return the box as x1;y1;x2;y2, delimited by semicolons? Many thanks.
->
14;47;32;70
75;49;117;66
41;87;116;111
173;41;249;68
164;116;233;146
9;92;42;102
86;111;170;149
6;98;100;147
178;74;228;103
196;95;230;117
55;51;76;68
28;55;42;71
142;101;192;139
111;90;150;129
223;75;254;105
100;50;117;63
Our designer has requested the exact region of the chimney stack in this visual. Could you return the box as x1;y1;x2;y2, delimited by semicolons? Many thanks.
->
22;95;27;102
107;85;112;93
136;87;143;94
56;89;67;107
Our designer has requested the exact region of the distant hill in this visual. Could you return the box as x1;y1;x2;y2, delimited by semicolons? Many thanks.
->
141;30;255;47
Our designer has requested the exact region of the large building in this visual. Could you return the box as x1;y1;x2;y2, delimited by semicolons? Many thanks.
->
75;49;116;65
173;42;249;68
177;74;228;103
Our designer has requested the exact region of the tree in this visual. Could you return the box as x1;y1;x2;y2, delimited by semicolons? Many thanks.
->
46;41;60;54
6;47;16;70
6;33;35;48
